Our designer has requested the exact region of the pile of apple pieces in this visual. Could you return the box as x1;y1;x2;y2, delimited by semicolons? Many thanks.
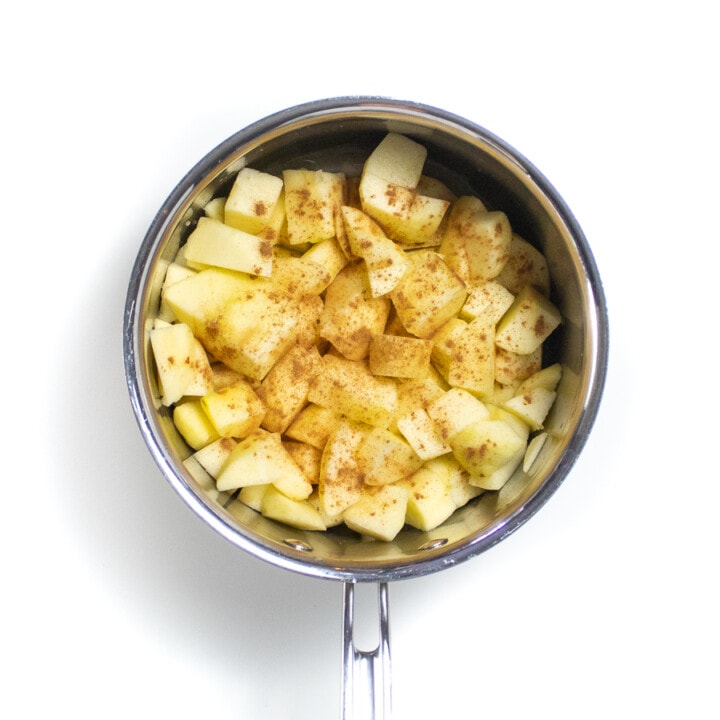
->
149;132;563;542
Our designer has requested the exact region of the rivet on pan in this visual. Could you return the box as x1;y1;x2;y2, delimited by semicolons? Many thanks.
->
418;538;448;551
282;538;314;552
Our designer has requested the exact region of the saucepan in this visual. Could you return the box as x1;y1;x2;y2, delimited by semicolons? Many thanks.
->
123;97;608;718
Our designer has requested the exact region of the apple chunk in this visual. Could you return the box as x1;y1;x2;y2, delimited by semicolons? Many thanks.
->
495;285;562;355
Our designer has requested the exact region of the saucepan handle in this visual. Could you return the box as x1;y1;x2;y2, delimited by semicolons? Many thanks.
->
341;581;392;720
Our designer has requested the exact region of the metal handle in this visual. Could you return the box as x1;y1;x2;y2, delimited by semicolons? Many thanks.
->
341;581;392;720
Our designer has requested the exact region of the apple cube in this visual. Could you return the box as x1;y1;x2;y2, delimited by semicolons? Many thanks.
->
158;262;196;322
319;261;391;360
343;484;409;542
390;250;467;338
182;455;228;503
172;399;219;450
282;440;322;484
426;387;490;443
516;363;563;393
235;483;269;512
270;254;332;297
459;281;515;325
363;132;427;189
356;427;424;485
150;322;212;405
283;169;345;246
450;418;526;478
260;485;327;531
183;216;273;277
216;429;312;500
495;285;562;355
192;436;237;478
368;334;432;379
396;408;451;460
399;464;457;531
223;167;284;235
495;233;551;296
257;344;322;433
203;196;226;222
318;420;367;516
359;173;450;246
302;237;349;283
201;380;265;438
342;205;409;296
501;386;557;431
285;403;342;450
494;346;543;388
307;354;398;430
468;446;524;490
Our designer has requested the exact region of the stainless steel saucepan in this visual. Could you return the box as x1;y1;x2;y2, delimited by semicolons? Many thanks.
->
123;97;609;718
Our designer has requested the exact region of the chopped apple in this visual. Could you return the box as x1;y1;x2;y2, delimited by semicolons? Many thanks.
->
501;386;557;431
356;427;424;485
216;429;312;500
399;464;458;531
192;436;237;478
494;346;543;388
449;418;526;478
285;403;342;450
200;380;265;439
150;322;211;405
495;285;562;355
362;132;427;189
283;440;322;484
158;262;196;322
523;432;548;472
415;175;457;203
516;363;563;393
283;169;345;246
396;408;451;460
319;261;391;360
261;485;327;531
426;387;490;442
183;216;273;277
495;233;551;296
236;483;269;512
341;205;409;296
368;333;432;379
459;281;515;325
302;237;349;282
318;420;367;516
270;254;332;297
172;399;219;450
343;484;409;542
307;354;398;429
256;344;322;433
203;196;226;222
223;167;284;235
390;249;467;338
468;446;524;490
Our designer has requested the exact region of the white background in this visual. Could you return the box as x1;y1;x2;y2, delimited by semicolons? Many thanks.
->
3;2;717;718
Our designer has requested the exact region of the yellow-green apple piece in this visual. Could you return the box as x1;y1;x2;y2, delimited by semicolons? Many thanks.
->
256;189;287;245
158;262;196;322
203;196;226;222
495;233;551;296
356;427;424;485
429;455;484;508
319;261;391;360
192;437;237;478
459;281;515;325
468;445;524;490
437;195;485;282
172;399;220;450
363;132;427;189
431;317;468;378
182;455;227;503
271;254;332;297
260;485;327;531
161;267;260;335
183;337;215;397
200;380;266;439
318;420;367;516
341;205;409;296
257;344;322;433
494;346;543;388
449;418;526;478
283;169;345;246
210;362;245;391
390;250;467;338
343;484;409;542
302;237;349;283
283;440;322;485
307;489;345;528
426;387;490;443
495;285;562;355
415;174;457;203
216;429;313;500
396;407;451;460
501;386;557;431
359;173;449;246
150;322;203;406
307;354;398;429
368;334;432;379
223;167;284;235
523;432;548;473
487;404;531;443
516;363;563;393
210;292;299;381
399;464;457;531
285;403;342;450
183;216;273;277
435;317;495;399
236;483;269;512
